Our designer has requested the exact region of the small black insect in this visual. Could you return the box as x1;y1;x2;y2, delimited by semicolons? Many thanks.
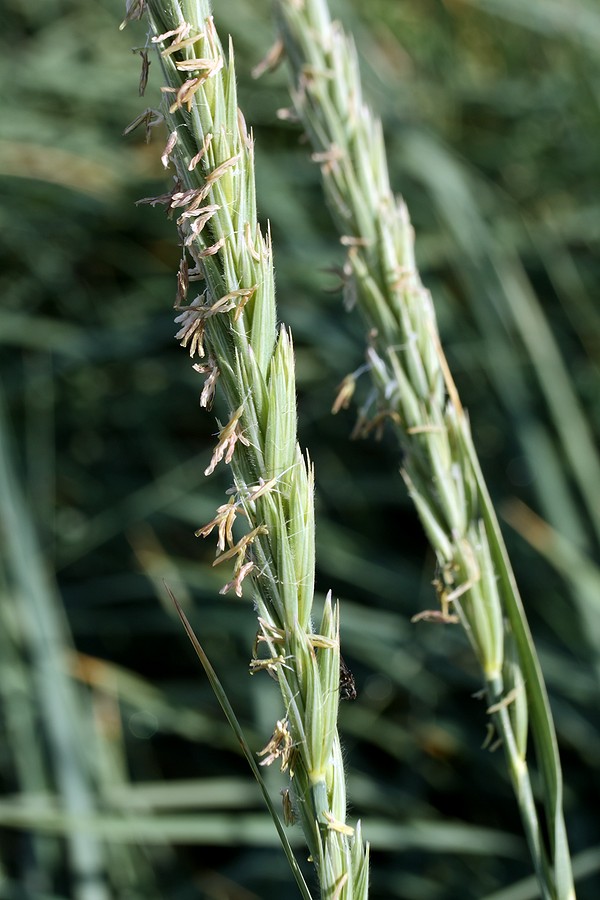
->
339;655;357;701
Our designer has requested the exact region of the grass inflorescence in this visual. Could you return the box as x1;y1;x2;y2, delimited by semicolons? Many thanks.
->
272;0;575;896
123;0;369;896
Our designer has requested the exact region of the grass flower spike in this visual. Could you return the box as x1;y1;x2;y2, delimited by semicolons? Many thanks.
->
124;1;369;896
273;0;575;897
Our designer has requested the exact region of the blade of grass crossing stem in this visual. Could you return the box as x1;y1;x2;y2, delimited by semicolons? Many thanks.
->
164;584;314;900
466;447;574;899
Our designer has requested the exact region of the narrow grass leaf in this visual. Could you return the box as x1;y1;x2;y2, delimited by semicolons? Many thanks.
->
165;583;314;900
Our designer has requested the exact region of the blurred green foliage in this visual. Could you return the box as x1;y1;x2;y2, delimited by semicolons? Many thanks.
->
0;0;599;897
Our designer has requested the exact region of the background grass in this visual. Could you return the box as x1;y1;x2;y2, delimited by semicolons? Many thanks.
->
1;0;599;897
